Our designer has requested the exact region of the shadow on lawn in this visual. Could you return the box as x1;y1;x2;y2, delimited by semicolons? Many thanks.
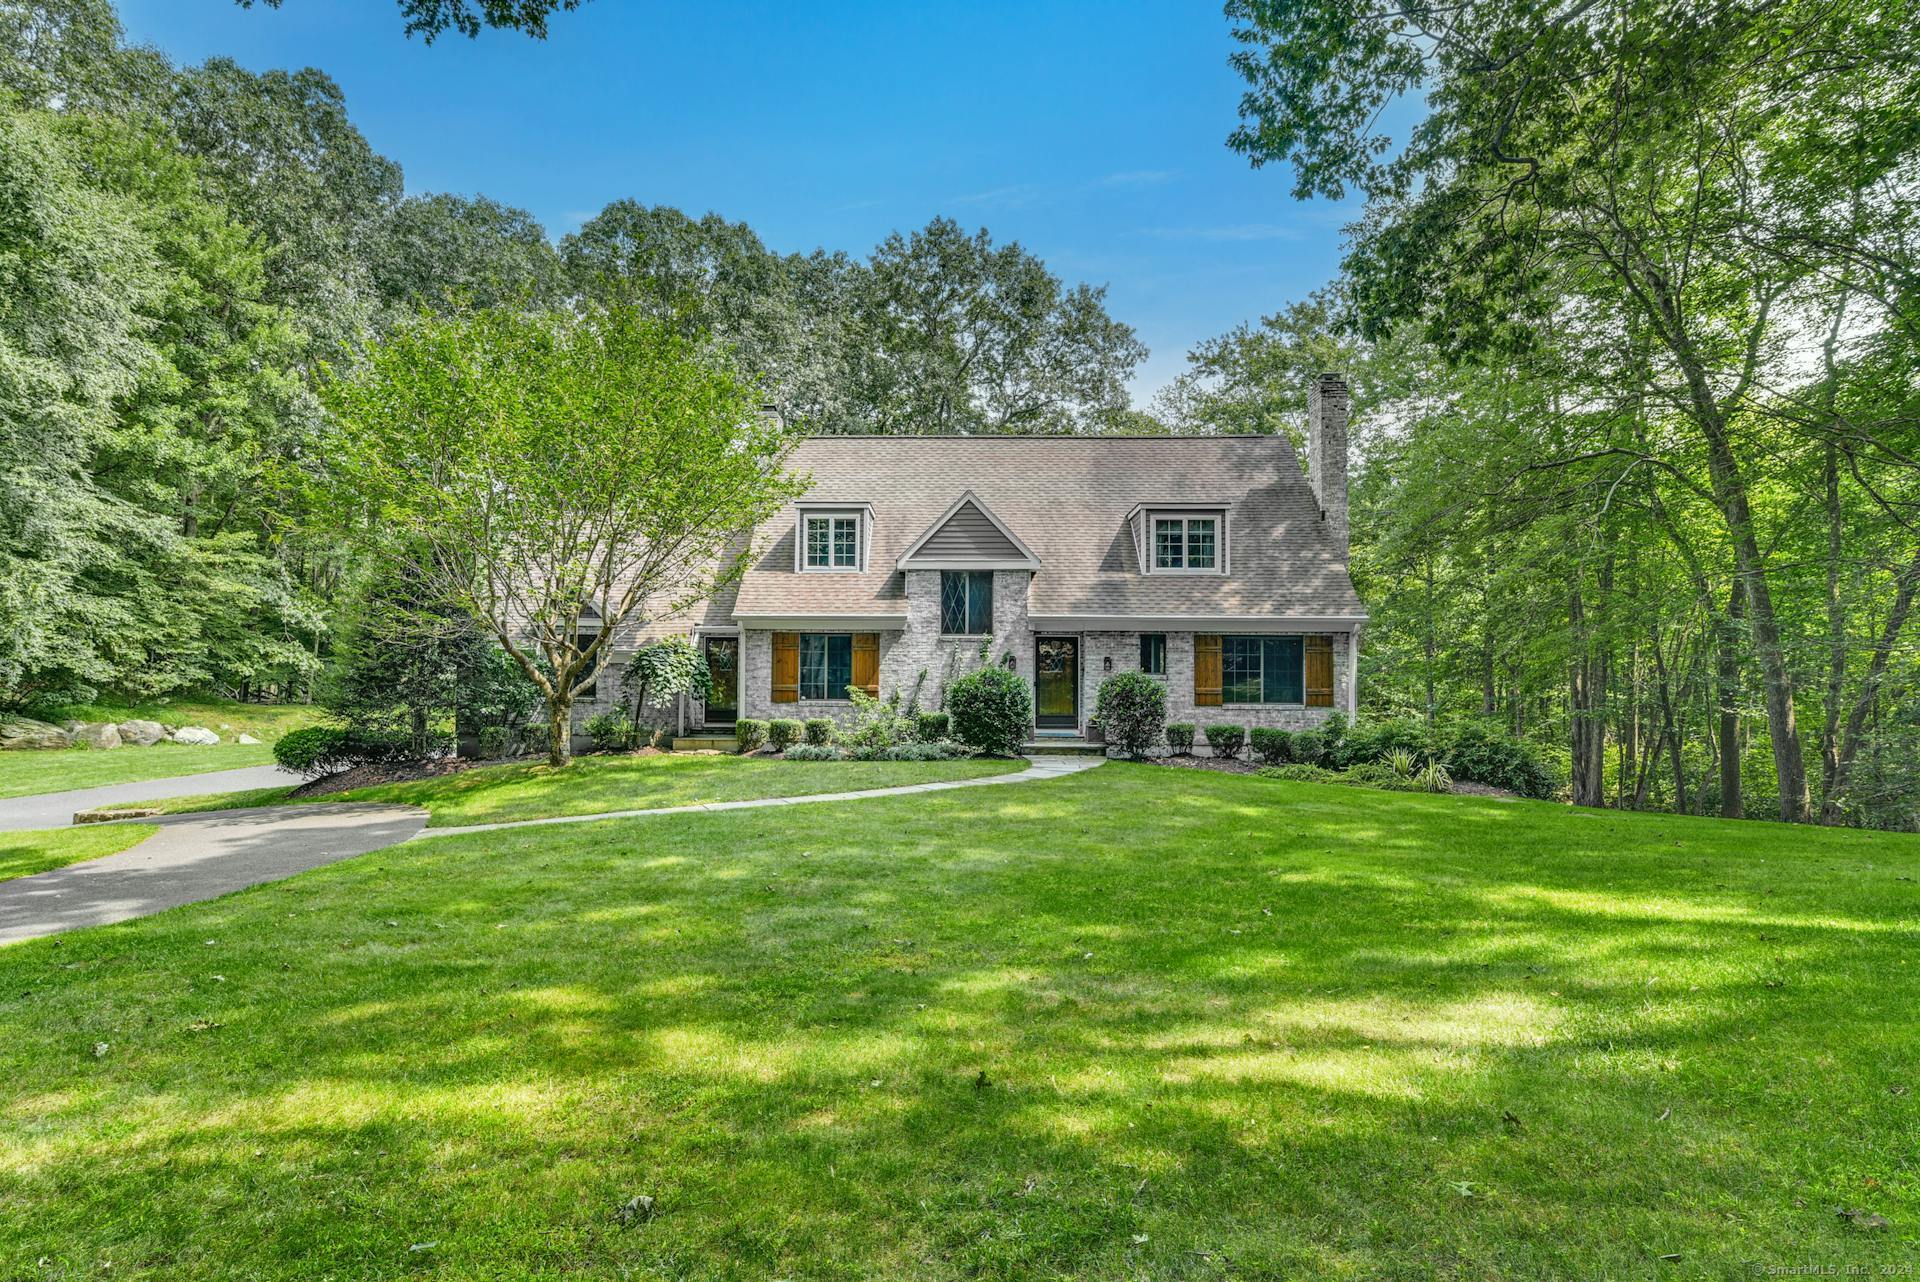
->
1;766;1915;1277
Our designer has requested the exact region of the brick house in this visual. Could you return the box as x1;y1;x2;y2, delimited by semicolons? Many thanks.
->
577;374;1364;747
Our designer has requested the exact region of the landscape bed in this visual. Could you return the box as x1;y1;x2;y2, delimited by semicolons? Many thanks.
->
2;763;1915;1278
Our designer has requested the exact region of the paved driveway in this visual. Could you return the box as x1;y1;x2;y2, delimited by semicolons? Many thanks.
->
0;765;299;832
0;803;427;946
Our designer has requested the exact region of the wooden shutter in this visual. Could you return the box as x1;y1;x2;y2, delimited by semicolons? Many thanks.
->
851;633;879;697
772;632;799;703
1194;634;1223;707
1305;635;1334;707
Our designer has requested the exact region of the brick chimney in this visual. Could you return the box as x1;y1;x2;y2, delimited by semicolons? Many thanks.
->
1306;372;1350;555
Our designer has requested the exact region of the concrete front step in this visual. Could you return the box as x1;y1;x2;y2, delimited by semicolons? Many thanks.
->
1020;740;1106;756
670;736;738;752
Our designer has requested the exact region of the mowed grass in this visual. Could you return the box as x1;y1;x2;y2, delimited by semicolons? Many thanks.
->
2;764;1916;1278
113;753;1025;828
0;744;279;800
0;698;319;800
0;823;154;883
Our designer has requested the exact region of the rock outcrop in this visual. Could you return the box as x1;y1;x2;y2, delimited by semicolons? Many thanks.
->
0;718;72;751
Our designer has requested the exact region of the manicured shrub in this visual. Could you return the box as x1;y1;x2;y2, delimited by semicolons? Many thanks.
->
1290;729;1327;765
734;718;768;752
1093;670;1166;759
1249;726;1294;765
803;717;836;746
1202;723;1247;759
1165;722;1196;755
273;726;416;779
914;710;951;742
782;743;841;761
1437;719;1558;798
768;718;805;752
945;666;1033;757
583;711;631;753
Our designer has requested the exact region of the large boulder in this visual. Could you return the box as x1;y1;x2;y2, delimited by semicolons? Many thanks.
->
66;721;123;750
117;719;166;746
168;725;220;746
0;717;72;751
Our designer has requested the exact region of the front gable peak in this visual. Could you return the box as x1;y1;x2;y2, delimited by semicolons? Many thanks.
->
897;491;1041;571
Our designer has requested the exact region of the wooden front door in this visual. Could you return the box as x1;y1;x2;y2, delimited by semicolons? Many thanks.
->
1035;636;1080;730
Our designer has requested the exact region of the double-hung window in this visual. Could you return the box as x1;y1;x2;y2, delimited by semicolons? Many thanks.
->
1139;633;1166;676
798;633;854;700
939;571;993;635
804;514;860;570
1223;636;1305;704
1152;515;1218;571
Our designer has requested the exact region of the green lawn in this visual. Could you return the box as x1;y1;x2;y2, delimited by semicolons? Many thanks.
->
111;752;1025;827
0;823;155;883
0;698;320;800
0;743;282;800
2;764;1916;1278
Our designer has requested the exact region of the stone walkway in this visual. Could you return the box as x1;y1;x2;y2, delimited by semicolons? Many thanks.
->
413;752;1106;840
0;755;1104;944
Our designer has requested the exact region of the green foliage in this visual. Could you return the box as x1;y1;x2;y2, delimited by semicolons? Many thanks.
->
844;688;915;751
272;725;414;779
781;743;840;762
320;303;803;766
1249;726;1294;765
803;717;836;747
913;711;951;741
1256;763;1340;785
945;667;1033;757
1165;723;1196;755
768;718;804;752
1289;729;1327;766
1093;671;1167;759
618;637;713;743
734;719;768;753
455;643;544;758
1438;721;1558;800
582;712;631;754
847;740;974;762
1202;724;1247;760
476;725;515;760
1335;718;1434;769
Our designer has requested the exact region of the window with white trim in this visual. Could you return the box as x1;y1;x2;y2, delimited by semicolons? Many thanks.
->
803;513;860;570
1151;515;1219;572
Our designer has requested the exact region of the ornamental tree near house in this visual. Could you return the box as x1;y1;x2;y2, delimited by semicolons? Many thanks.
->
320;303;805;765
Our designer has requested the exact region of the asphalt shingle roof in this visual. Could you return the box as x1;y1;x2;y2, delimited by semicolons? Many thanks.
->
722;435;1365;622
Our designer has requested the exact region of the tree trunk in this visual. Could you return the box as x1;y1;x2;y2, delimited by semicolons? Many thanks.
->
547;695;573;767
1821;546;1920;824
1569;573;1610;808
1717;580;1745;819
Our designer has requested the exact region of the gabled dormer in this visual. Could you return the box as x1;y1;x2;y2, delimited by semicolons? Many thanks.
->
1128;504;1228;575
794;502;875;573
897;492;1041;571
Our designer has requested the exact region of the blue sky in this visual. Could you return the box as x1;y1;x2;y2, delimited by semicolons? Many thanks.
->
117;0;1363;400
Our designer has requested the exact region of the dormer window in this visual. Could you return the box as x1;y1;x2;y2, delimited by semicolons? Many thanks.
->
1152;514;1220;573
796;506;870;572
